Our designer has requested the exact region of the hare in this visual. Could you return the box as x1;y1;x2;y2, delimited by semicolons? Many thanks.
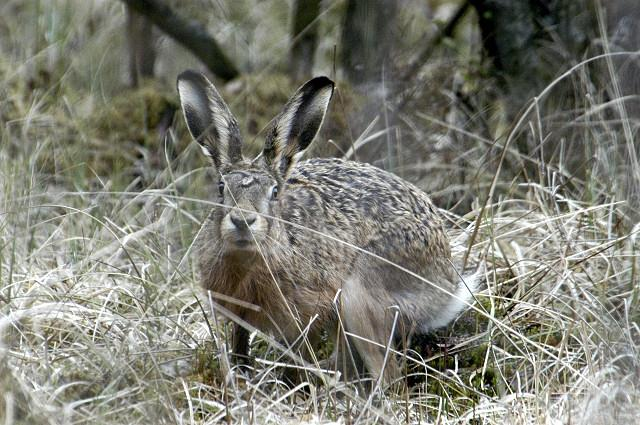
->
177;70;477;385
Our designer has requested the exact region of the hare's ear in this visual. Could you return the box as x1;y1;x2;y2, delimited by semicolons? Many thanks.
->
177;70;243;169
263;76;334;178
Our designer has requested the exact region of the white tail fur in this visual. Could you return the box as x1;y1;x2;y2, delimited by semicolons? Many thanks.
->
426;265;482;331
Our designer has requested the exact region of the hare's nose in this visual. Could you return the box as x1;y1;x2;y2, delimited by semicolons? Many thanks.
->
230;212;257;229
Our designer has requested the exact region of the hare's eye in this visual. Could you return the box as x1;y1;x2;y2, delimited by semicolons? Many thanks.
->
218;181;225;195
271;186;279;200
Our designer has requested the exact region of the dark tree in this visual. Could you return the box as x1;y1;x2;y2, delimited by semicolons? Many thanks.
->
126;6;156;87
341;0;398;85
289;0;321;81
468;0;595;98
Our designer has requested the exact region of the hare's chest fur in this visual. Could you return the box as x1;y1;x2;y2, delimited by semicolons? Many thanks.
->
198;247;342;338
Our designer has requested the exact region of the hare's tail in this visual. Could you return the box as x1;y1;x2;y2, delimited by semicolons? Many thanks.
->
427;264;483;330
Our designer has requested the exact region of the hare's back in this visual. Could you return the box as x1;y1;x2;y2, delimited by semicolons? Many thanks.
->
286;158;447;253
288;158;438;217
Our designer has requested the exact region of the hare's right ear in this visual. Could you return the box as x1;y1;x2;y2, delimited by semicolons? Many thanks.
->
262;76;334;179
177;70;243;169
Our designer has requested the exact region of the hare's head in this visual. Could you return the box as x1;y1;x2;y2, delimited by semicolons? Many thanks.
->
177;71;334;252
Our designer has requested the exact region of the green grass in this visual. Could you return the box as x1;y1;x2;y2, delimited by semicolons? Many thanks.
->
1;0;639;424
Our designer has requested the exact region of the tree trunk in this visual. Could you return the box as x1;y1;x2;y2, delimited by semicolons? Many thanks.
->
121;0;239;82
289;0;321;81
469;0;539;87
126;6;156;87
469;0;594;96
341;0;398;85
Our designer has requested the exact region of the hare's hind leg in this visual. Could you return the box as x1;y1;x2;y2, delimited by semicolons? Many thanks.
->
340;274;402;388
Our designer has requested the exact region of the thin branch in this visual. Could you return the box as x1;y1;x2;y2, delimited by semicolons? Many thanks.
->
120;0;239;81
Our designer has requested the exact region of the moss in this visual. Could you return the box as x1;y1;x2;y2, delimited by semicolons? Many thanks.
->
213;73;294;158
191;340;223;387
90;80;178;148
218;72;358;159
400;292;517;414
6;72;360;189
409;342;502;415
522;322;563;347
74;79;181;186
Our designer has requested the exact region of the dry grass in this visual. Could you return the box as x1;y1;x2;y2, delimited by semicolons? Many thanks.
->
1;1;639;424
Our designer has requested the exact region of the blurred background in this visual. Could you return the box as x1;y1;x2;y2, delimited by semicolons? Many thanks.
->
1;0;638;218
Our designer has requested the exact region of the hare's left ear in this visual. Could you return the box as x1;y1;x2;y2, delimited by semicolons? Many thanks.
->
262;76;334;179
177;70;243;170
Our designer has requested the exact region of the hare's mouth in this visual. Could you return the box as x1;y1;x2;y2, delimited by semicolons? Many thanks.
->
223;234;260;252
232;238;253;249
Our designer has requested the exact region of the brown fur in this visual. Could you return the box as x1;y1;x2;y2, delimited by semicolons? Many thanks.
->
177;71;478;386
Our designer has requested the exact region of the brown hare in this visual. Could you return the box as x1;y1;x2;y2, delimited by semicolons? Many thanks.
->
177;70;477;385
